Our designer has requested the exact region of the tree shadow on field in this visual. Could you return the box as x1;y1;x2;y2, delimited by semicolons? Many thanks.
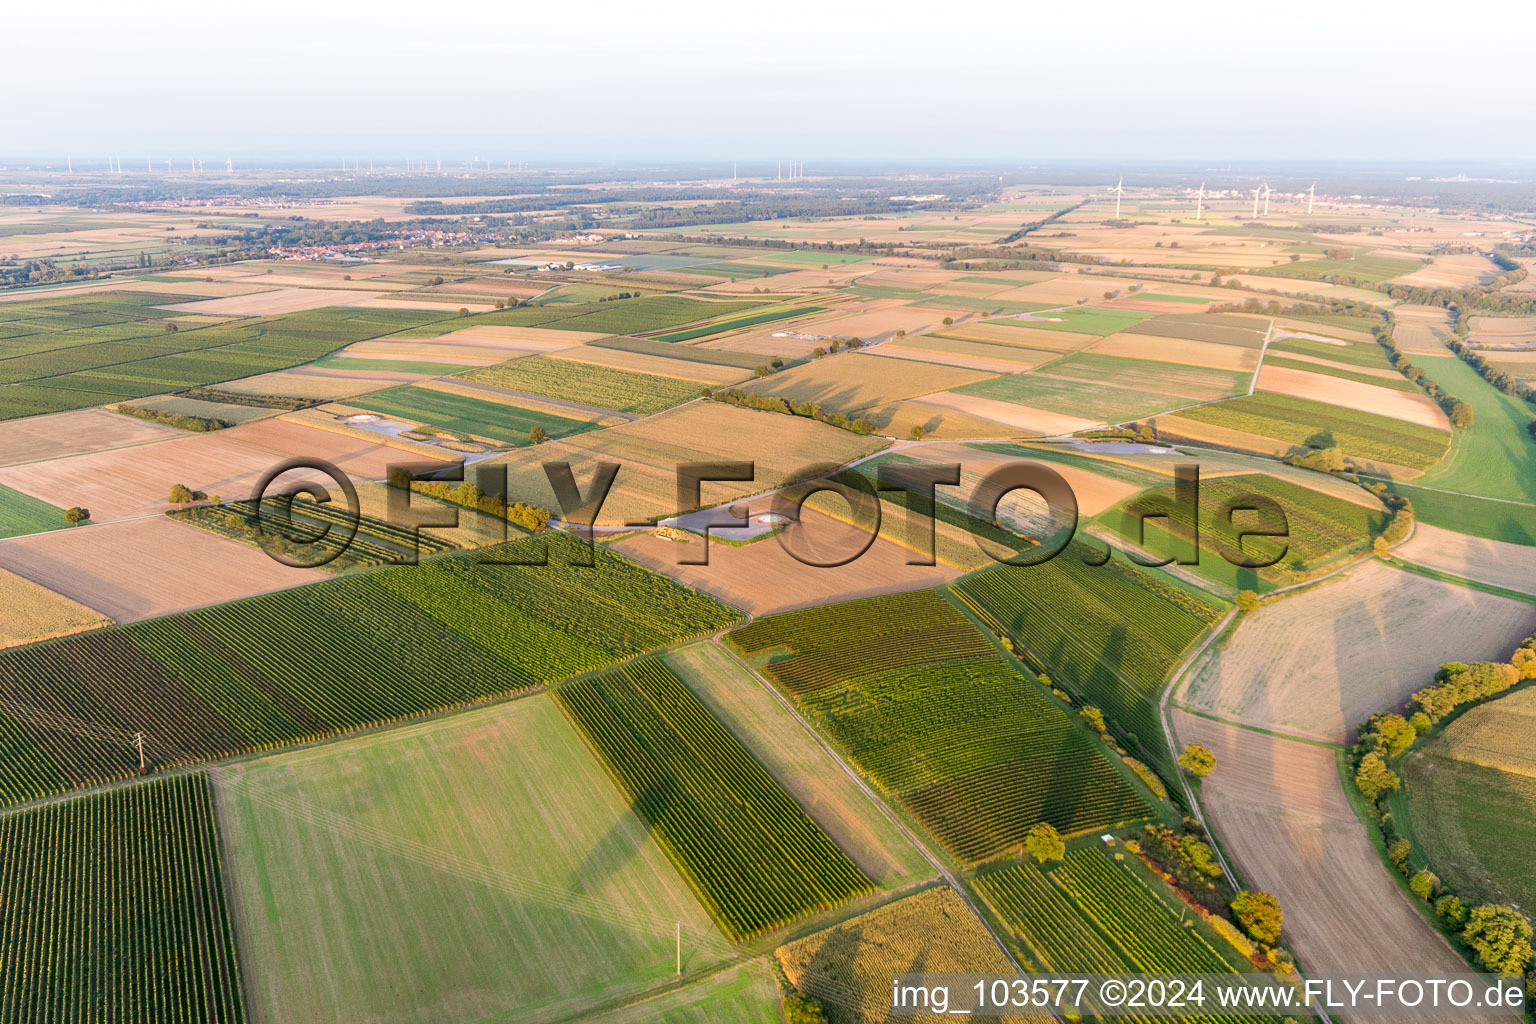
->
566;778;674;897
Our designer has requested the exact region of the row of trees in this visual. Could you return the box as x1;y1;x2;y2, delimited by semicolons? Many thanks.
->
1377;325;1475;427
1350;631;1536;989
1448;337;1536;406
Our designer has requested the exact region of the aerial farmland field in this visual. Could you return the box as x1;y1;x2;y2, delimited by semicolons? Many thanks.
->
4;28;1536;1022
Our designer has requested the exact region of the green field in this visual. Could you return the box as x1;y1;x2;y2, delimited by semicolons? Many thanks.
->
219;695;734;1023
1385;484;1536;546
0;774;245;1024
662;642;932;889
1268;335;1396;370
0;482;66;539
556;658;871;939
951;351;1247;424
652;305;824;342
1125;313;1270;348
1401;686;1536;913
461;355;704;415
1176;392;1450;470
977;848;1273;1021
170;496;462;571
310;355;480;375
988;307;1152;337
1098;473;1389;592
1409;354;1536;504
354;384;599;444
0;296;456;420
751;250;872;266
0;536;738;807
1255;253;1421;285
729;591;1153;864
952;545;1226;776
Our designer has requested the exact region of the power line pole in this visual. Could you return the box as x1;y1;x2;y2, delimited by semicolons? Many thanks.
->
132;731;146;772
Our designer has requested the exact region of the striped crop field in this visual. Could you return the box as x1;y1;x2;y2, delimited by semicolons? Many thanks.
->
0;536;738;807
0;774;245;1023
952;545;1226;776
730;591;1152;864
555;658;870;939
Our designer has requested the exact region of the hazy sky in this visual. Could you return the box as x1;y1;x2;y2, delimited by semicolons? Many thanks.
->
6;0;1531;163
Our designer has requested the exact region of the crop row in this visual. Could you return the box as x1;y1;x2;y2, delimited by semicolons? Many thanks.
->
952;545;1223;775
0;538;737;807
1052;848;1239;975
554;658;869;940
1178;393;1449;469
461;355;703;416
171;497;461;571
0;774;245;1023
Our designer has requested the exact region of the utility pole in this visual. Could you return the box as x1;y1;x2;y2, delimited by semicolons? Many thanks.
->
133;731;146;772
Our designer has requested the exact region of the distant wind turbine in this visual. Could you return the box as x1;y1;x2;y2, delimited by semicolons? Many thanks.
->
1196;181;1205;221
1252;186;1261;219
1308;183;1316;215
1113;176;1125;219
1262;182;1271;217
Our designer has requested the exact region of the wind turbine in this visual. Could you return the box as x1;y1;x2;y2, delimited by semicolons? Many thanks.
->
1196;181;1205;221
1252;185;1261;219
1307;183;1316;215
1262;182;1271;217
1113;176;1125;219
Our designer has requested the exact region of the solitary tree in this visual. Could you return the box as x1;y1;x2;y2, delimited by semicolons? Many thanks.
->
1373;536;1391;559
942;316;954;326
1178;743;1217;778
1236;590;1261;614
1079;706;1107;734
1025;822;1065;864
908;425;926;441
1230;891;1283;946
528;425;546;445
64;506;90;525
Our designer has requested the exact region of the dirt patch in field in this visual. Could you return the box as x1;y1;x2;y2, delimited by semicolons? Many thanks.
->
0;434;286;520
1256;365;1449;429
1184;561;1536;743
865;345;1028;374
813;304;972;340
217;368;416;401
1171;711;1497;1019
1088;333;1259;372
915;392;1099;434
0;567;111;648
1395;522;1536;595
0;408;182;468
612;509;958;616
1392;253;1500;290
158;287;379;316
0;517;323;622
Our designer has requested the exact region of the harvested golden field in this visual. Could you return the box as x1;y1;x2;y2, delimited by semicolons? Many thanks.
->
221;417;452;478
158;287;380;316
0;408;181;468
1089;332;1260;372
1391;253;1501;289
484;402;884;525
0;567;111;648
612;508;959;616
903;442;1141;517
217;366;420;400
914;392;1097;435
1184;561;1536;742
778;887;1042;1024
1255;364;1449;429
864;343;1028;374
1170;711;1496;1022
742;353;994;413
444;324;611;346
812;303;971;339
940;322;1098;352
1393;304;1454;354
0;517;324;622
548;345;749;385
857;400;1029;443
1468;315;1536;347
1395;522;1536;596
0;433;287;520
